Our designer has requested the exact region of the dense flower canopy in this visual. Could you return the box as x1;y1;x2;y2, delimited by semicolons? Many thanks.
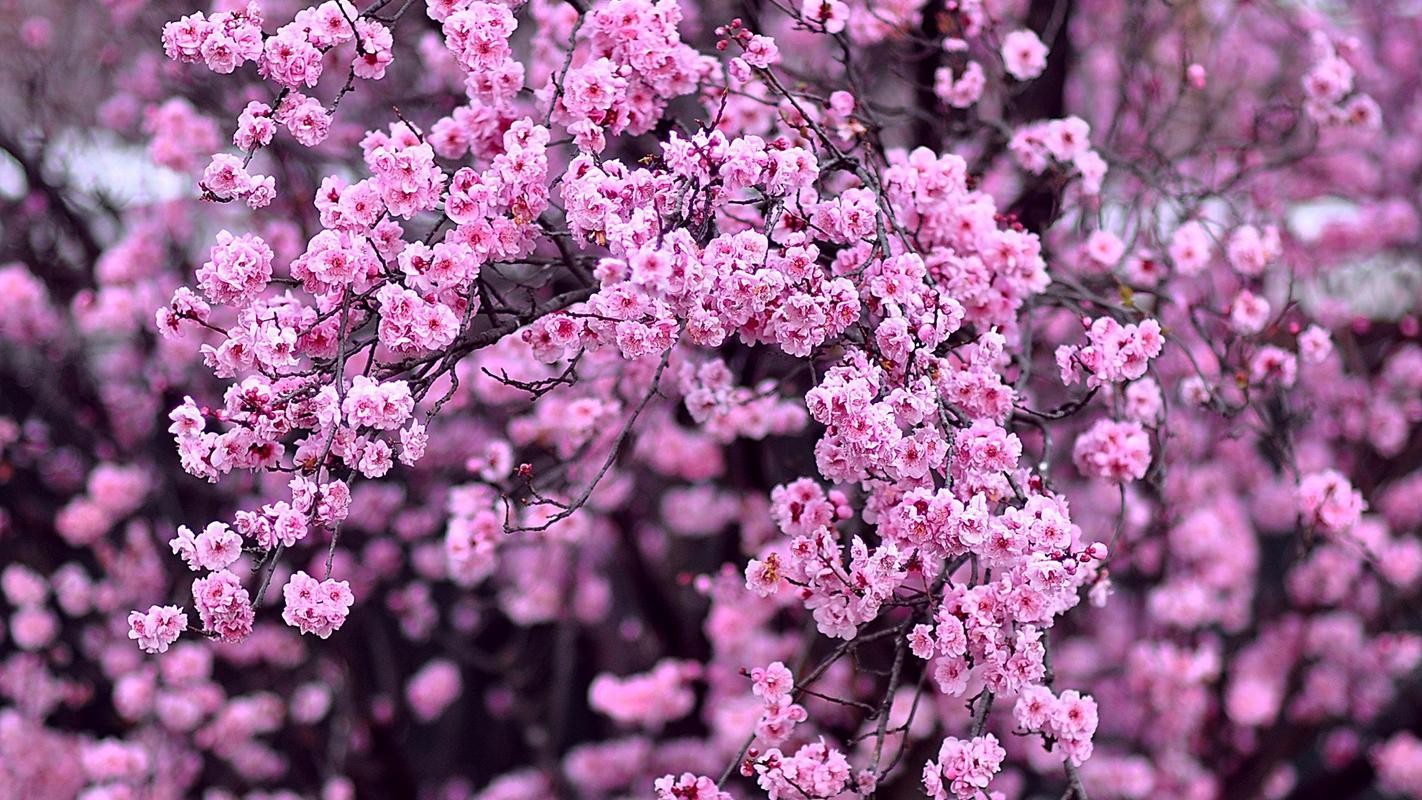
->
2;0;1422;799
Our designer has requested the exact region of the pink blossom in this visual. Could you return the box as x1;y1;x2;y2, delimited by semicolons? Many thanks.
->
128;605;189;654
1085;230;1125;267
281;571;354;639
750;661;794;704
191;569;255;643
654;774;731;800
1373;732;1422;799
1298;470;1365;535
588;660;698;730
1074;419;1151;482
406;659;463;721
801;0;849;33
922;734;1006;800
195;231;273;307
1002;29;1048;80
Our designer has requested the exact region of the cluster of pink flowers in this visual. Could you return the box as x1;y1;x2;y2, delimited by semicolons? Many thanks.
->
588;659;700;730
751;739;859;798
275;570;353;639
654;773;733;800
441;2;518;83
342;376;416;431
194;231;274;308
279;93;334;147
1302;31;1380;127
200;155;276;209
162;4;264;75
1373;732;1422;799
1013;686;1100;765
1073;419;1152;483
1009;116;1107;194
259;5;338;88
143;98;221;173
748;661;807;744
1;0;1416;797
1056;317;1164;388
554;0;708;144
191;570;255;644
233;101;277;151
1297;469;1366;535
126;605;189;655
679;357;807;441
2;564;58;653
80;738;154;797
169;522;242;572
922;734;1007;800
0;264;58;343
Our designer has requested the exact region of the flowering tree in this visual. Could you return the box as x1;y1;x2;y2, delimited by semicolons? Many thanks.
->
3;0;1422;798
